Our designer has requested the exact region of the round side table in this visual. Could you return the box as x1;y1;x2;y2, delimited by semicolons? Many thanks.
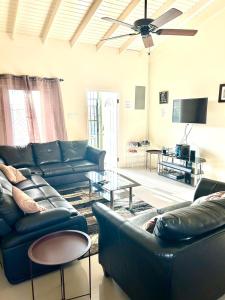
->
146;149;161;171
28;230;91;300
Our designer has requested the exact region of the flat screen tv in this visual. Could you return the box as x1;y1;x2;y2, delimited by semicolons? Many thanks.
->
172;98;208;124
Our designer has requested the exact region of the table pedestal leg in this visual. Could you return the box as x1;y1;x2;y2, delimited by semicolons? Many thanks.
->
110;191;114;210
60;266;66;300
30;260;35;300
88;180;92;198
129;187;132;210
88;250;91;299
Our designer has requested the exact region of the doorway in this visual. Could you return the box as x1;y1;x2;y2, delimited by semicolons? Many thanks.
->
87;91;118;169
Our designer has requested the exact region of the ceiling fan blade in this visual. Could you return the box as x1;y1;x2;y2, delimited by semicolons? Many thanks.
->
142;35;154;48
101;17;134;29
156;29;198;36
100;33;139;42
152;8;182;28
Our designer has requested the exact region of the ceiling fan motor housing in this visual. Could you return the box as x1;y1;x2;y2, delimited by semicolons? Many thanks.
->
134;18;158;35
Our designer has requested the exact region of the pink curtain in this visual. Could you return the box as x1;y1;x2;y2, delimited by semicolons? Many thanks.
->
0;74;67;145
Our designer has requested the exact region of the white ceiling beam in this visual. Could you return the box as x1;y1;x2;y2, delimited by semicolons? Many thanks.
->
41;0;63;44
153;0;219;50
187;0;224;27
11;0;20;40
70;0;103;47
119;0;177;54
96;0;141;50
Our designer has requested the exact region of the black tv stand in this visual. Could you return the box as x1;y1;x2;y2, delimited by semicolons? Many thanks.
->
158;153;206;186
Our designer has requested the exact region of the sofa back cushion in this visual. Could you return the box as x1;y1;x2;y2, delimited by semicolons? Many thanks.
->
0;184;23;226
12;186;46;214
0;144;35;167
154;199;225;241
59;140;88;162
32;141;61;165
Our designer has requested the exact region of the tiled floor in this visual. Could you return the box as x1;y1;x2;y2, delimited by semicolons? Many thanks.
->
0;168;224;300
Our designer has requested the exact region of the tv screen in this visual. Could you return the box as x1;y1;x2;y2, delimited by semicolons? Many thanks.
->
172;98;208;124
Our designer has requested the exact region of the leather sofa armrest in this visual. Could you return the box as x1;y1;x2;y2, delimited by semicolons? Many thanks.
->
0;218;12;236
86;146;106;171
156;201;192;214
18;168;32;178
15;208;71;234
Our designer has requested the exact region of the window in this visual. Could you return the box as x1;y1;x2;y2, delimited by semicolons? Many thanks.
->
9;90;42;145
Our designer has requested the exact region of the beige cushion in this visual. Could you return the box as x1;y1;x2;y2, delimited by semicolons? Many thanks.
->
192;191;225;206
142;216;159;233
0;164;26;184
12;186;46;214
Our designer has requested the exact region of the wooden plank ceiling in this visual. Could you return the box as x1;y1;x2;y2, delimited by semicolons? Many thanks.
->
0;0;219;52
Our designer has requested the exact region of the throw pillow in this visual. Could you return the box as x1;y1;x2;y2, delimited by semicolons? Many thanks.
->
0;164;26;184
12;186;46;214
192;191;225;206
142;216;159;233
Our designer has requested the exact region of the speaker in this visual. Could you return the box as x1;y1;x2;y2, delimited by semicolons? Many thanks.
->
190;150;196;162
175;144;190;160
135;86;145;109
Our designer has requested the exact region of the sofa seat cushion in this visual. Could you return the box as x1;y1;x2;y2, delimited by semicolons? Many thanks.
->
154;198;225;241
48;196;78;216
15;208;71;234
24;186;61;201
39;163;74;177
0;144;35;167
59;140;88;162
15;175;49;191
69;160;98;173
32;141;61;165
29;167;43;176
35;199;55;210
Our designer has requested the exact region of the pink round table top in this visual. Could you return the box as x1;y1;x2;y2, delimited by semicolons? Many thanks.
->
28;230;91;266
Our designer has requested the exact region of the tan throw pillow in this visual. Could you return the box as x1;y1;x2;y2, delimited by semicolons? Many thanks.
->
142;216;159;233
192;191;225;206
0;164;26;184
12;186;46;214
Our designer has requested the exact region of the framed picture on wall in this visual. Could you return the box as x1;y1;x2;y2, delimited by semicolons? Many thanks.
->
159;91;168;104
218;84;225;102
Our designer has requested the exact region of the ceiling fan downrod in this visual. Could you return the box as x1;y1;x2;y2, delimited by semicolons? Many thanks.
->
144;0;147;19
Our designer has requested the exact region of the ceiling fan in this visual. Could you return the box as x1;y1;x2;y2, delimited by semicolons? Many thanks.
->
101;0;198;48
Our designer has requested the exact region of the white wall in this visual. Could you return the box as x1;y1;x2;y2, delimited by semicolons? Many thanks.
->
0;34;149;165
149;3;225;180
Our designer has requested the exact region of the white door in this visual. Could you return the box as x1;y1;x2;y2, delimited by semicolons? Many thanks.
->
87;91;118;169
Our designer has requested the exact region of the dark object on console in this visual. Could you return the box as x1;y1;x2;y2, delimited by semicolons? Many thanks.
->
175;144;190;159
0;140;106;187
93;178;225;300
0;169;87;284
190;150;196;162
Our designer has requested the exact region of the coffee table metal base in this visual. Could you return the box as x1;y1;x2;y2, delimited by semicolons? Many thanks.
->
89;181;133;211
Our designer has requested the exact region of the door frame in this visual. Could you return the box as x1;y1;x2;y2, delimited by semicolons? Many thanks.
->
86;89;120;168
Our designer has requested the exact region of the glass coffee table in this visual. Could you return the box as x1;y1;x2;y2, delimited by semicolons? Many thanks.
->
86;170;140;210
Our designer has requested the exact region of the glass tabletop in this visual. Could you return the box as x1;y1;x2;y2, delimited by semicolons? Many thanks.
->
86;170;140;192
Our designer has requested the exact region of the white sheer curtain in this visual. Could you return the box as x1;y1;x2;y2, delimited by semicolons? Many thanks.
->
0;74;67;145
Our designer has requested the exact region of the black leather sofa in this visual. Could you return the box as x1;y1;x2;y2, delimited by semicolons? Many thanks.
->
0;140;106;187
0;168;87;284
93;178;225;300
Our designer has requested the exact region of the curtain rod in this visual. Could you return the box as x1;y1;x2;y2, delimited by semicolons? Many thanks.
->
0;74;64;82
